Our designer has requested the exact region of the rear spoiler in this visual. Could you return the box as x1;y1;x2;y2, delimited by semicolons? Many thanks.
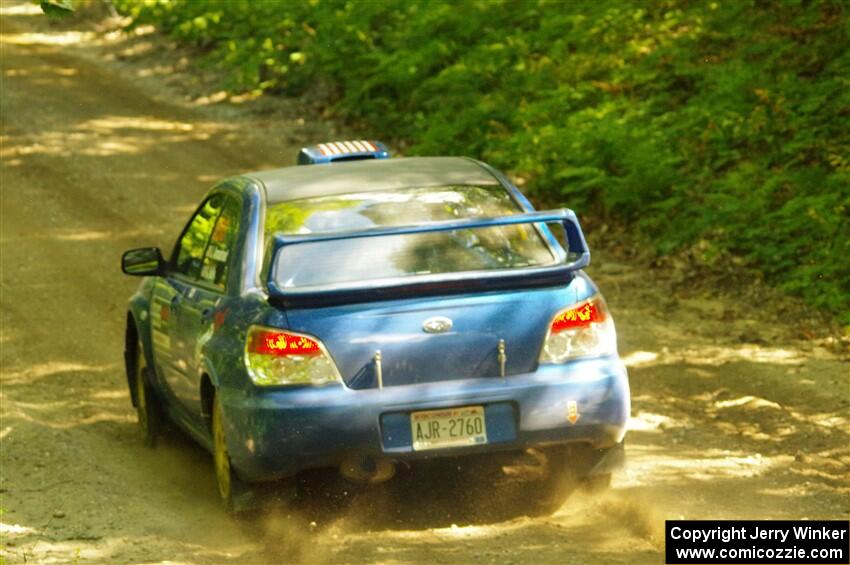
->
266;209;590;305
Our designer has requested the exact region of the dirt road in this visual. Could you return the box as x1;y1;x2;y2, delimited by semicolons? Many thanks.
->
1;4;847;563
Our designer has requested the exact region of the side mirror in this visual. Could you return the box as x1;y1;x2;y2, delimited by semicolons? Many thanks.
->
122;247;166;277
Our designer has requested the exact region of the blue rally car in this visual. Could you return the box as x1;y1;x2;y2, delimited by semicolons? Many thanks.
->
121;141;630;511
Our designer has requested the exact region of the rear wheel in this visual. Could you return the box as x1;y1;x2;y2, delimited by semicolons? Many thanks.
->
212;394;255;513
531;444;619;513
533;451;581;513
582;472;612;494
134;338;161;447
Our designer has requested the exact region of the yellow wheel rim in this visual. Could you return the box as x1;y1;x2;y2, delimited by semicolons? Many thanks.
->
212;397;231;501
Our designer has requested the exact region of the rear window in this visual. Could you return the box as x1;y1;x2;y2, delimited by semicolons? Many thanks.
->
265;185;560;290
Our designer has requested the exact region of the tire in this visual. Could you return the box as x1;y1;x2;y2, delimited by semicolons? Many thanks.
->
532;450;581;514
531;444;617;513
134;338;161;447
211;394;256;513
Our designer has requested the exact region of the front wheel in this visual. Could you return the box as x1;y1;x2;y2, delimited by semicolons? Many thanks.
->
134;339;161;447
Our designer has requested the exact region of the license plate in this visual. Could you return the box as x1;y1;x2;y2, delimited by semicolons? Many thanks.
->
410;405;487;451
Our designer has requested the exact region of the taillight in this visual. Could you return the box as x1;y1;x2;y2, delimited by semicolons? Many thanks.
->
539;295;617;364
244;326;341;386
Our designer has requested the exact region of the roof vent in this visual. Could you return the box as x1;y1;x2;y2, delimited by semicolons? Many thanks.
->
297;140;390;165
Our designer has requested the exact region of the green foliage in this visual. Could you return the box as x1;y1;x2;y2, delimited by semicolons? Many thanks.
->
113;0;850;322
40;0;74;17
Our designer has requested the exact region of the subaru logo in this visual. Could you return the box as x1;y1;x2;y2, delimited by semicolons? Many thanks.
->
422;316;453;334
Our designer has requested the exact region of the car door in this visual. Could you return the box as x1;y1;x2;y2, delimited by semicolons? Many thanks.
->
149;278;181;397
172;194;241;418
161;194;226;417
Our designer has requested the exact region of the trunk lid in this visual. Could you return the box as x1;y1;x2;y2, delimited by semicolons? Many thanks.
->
283;286;569;389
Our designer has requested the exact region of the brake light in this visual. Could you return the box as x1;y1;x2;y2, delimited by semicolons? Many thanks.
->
248;329;322;356
245;326;341;386
550;300;606;332
539;296;617;364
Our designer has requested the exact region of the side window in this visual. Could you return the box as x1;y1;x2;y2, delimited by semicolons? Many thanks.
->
173;195;224;280
200;197;240;290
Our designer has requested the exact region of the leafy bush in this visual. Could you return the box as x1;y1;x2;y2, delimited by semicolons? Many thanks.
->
114;0;850;322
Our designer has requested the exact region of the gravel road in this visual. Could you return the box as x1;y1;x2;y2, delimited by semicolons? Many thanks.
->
1;4;847;563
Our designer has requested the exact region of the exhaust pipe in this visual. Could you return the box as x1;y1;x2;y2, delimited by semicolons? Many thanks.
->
340;454;395;483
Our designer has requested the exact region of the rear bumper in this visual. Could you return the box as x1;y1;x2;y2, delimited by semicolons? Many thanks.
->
221;355;629;482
